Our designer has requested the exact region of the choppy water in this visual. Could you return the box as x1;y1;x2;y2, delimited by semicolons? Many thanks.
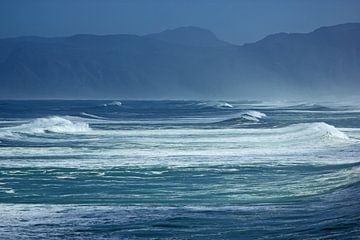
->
0;100;360;239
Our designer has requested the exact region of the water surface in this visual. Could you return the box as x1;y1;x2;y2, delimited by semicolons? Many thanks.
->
0;100;360;239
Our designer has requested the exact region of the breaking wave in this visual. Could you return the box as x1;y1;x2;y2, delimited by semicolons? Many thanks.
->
1;116;91;136
216;102;233;108
197;101;234;109
103;101;122;107
80;112;105;119
132;122;348;142
217;110;267;124
240;110;267;121
274;122;349;141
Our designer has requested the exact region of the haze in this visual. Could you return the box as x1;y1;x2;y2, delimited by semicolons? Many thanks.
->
1;0;360;44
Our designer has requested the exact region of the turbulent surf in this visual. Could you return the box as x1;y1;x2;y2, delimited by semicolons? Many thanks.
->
0;100;360;239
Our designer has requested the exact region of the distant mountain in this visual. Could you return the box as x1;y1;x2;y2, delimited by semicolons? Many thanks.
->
0;23;359;99
145;26;231;47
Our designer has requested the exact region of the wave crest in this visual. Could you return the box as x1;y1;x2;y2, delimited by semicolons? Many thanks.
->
241;110;267;122
218;110;267;125
80;112;105;119
5;116;91;135
282;122;349;140
103;101;122;107
197;101;234;109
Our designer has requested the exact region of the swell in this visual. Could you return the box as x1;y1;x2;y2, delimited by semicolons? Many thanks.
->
102;101;122;107
0;115;352;144
0;116;91;139
1;162;359;204
0;199;358;240
282;103;337;111
318;178;360;198
216;110;267;124
196;101;234;109
80;112;105;120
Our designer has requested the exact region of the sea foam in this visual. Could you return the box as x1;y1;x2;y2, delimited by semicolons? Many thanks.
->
5;116;91;135
198;101;234;109
282;122;349;140
240;110;267;122
218;110;267;124
103;101;122;107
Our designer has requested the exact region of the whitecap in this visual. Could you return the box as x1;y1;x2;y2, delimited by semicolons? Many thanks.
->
103;101;122;107
240;110;266;122
0;116;91;136
80;112;105;119
55;176;77;180
3;189;15;194
218;110;267;124
197;101;234;109
217;102;233;108
282;122;349;140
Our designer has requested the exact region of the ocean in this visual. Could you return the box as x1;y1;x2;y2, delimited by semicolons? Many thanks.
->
0;100;359;239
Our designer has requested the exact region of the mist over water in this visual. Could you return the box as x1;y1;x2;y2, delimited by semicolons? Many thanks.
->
0;100;360;239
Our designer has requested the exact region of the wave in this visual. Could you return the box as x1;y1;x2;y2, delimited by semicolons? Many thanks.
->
80;112;105;119
1;116;91;136
217;110;267;124
216;102;233;108
240;110;267;122
103;101;122;107
90;122;349;145
0;122;356;168
282;103;336;111
279;122;349;140
197;101;234;109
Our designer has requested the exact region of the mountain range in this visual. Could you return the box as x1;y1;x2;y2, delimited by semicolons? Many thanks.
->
0;23;359;99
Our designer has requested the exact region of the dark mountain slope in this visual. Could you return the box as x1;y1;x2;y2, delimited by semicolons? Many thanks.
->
0;23;359;99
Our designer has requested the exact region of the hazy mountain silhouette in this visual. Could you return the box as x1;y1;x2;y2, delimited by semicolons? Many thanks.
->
0;23;359;99
145;26;231;47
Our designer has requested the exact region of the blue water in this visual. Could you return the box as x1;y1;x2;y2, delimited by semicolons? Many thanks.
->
0;100;360;239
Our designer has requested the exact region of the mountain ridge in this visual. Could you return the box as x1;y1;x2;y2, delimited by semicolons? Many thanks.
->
0;23;359;99
144;26;232;47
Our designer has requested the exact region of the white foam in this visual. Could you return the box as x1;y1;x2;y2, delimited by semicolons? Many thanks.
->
103;101;122;107
0;120;355;169
80;112;105;119
1;116;91;135
198;101;234;109
2;189;15;194
287;122;349;140
55;176;77;180
240;110;266;122
217;102;233;108
219;110;267;123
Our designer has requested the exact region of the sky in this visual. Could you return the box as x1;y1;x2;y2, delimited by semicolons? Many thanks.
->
1;0;360;44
